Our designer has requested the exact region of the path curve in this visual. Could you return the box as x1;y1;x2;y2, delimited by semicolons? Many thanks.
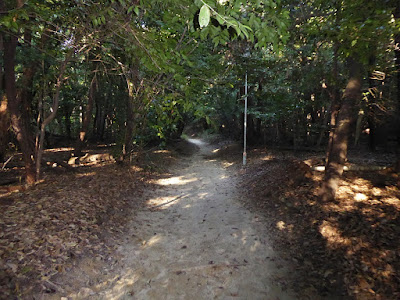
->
86;139;295;299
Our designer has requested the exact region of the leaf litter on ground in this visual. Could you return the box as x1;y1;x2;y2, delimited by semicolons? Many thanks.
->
211;143;400;300
0;142;190;299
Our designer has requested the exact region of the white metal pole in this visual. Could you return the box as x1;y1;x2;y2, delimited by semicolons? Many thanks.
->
243;72;248;166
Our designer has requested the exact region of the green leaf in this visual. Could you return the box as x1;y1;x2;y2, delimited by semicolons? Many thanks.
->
215;15;224;25
212;36;220;47
134;6;140;16
199;5;211;28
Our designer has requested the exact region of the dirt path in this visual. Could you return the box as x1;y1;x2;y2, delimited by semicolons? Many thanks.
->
63;139;295;299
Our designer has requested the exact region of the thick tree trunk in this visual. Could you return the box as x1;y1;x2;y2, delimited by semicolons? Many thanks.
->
0;32;9;162
322;58;362;201
121;61;140;161
74;73;97;156
394;6;400;172
94;99;106;141
0;97;9;162
4;35;36;184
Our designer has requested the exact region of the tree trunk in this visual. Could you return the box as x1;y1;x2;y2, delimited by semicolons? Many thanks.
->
316;109;329;147
325;44;341;168
0;97;9;162
4;35;36;184
94;99;106;141
74;72;97;156
121;61;140;161
36;51;72;180
0;32;9;162
366;55;377;151
367;117;376;151
64;107;72;140
122;82;135;160
394;5;400;172
322;58;362;201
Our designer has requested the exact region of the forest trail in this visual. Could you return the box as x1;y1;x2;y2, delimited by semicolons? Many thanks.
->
63;139;295;299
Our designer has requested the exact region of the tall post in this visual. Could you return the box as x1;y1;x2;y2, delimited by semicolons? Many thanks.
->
243;72;248;165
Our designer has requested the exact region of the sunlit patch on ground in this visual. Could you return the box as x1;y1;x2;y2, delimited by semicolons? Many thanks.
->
130;165;143;172
222;162;234;168
143;235;161;248
147;194;188;209
276;220;286;230
235;146;400;299
154;176;197;186
260;155;275;161
354;193;368;202
319;220;352;247
186;138;206;146
75;172;97;178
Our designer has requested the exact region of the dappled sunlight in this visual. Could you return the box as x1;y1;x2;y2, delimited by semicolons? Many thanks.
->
75;172;97;178
130;165;144;172
186;138;206;146
144;235;162;248
319;220;352;248
197;192;208;199
260;155;275;161
222;162;234;168
276;221;286;231
154;175;198;186
250;240;261;252
206;159;217;163
44;147;73;153
275;220;293;233
78;271;140;300
354;193;368;202
238;154;400;298
380;197;400;206
147;194;187;209
152;149;170;154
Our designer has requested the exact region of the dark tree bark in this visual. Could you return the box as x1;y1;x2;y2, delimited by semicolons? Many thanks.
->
0;33;9;162
325;44;341;168
366;55;377;151
94;98;106;141
64;106;72;140
74;72;97;156
121;61;140;161
322;58;362;201
122;79;135;160
0;97;9;162
394;5;400;172
4;35;36;184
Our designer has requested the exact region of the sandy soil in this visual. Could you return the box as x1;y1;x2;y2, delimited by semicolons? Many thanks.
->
49;139;296;299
